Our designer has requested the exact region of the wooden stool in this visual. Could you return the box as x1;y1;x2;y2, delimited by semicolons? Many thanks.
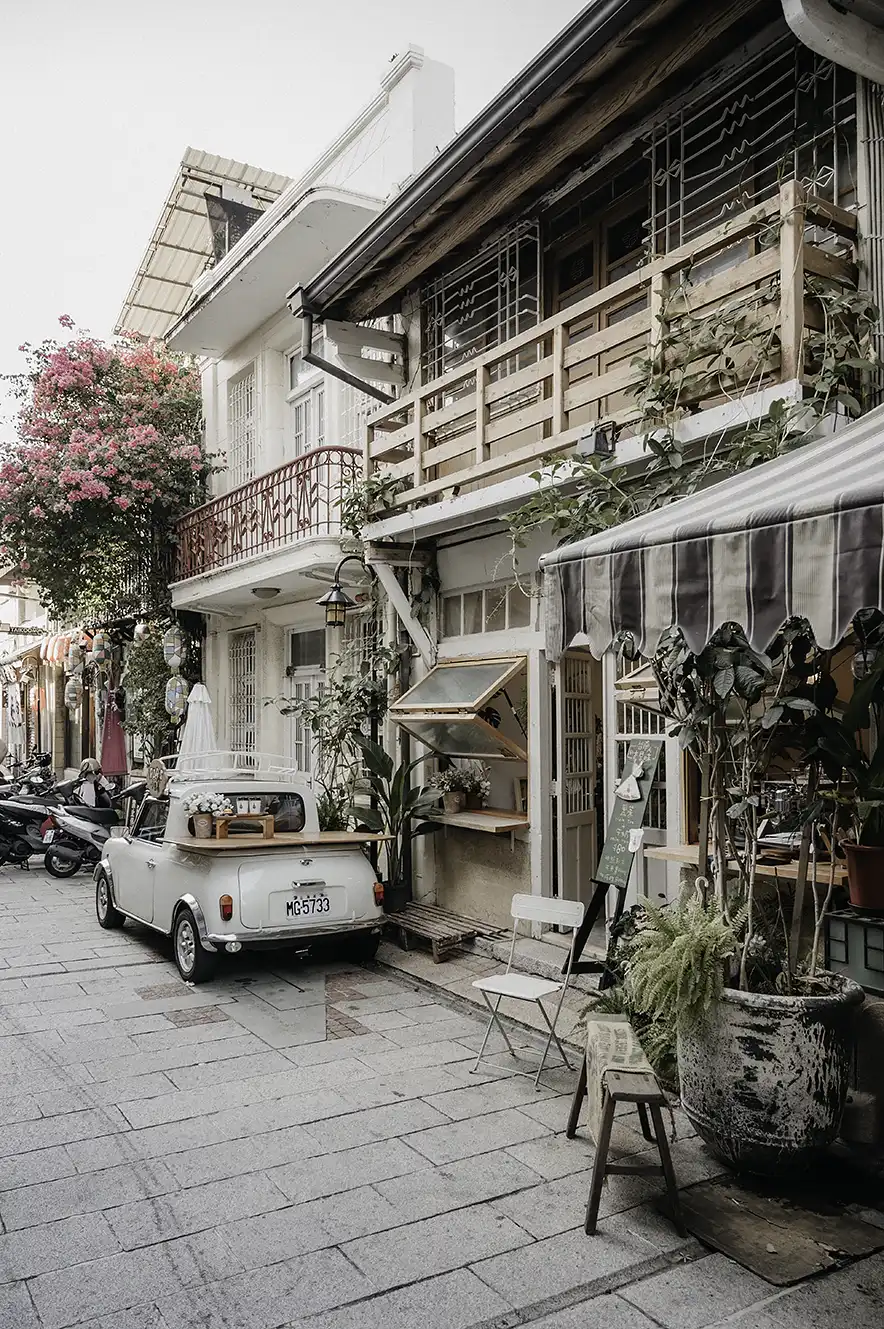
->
567;1019;686;1237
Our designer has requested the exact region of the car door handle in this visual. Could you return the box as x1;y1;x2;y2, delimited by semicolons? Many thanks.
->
146;859;156;869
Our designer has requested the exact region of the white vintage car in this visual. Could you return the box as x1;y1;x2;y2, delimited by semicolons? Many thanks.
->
94;760;385;982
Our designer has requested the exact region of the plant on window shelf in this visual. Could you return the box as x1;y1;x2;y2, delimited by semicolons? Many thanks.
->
429;762;492;813
0;317;211;621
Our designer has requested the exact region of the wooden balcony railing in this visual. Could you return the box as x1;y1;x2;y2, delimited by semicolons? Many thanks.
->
175;446;359;581
366;182;858;515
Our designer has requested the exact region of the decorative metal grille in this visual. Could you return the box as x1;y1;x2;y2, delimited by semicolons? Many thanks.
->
228;630;256;754
420;221;541;382
175;448;359;580
291;384;325;456
562;654;596;818
647;36;856;252
287;673;323;776
227;369;256;488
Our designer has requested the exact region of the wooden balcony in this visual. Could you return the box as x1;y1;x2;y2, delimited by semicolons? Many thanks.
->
366;183;858;516
175;446;359;582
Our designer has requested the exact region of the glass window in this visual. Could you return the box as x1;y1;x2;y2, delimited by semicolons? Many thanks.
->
395;658;524;711
396;715;527;761
508;585;531;628
290;630;325;671
462;591;483;635
134;798;168;842
485;587;508;633
442;596;462;637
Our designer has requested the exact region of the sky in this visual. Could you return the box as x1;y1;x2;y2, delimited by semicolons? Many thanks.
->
0;0;584;431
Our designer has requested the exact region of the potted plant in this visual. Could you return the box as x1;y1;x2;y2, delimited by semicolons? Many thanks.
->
617;620;864;1175
349;739;441;911
430;763;491;813
181;791;233;839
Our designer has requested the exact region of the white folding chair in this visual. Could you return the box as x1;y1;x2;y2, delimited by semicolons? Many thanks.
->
471;893;586;1088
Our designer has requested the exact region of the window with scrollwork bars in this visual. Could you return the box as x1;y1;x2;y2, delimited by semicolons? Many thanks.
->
227;368;256;488
646;36;856;253
420;221;540;383
228;629;256;754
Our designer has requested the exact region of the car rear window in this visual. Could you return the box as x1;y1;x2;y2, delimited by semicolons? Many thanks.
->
221;793;306;834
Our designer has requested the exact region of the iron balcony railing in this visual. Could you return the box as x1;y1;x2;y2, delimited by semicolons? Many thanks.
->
175;445;359;581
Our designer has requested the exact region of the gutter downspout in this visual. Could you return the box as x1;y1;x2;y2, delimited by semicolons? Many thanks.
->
782;0;884;81
299;308;395;406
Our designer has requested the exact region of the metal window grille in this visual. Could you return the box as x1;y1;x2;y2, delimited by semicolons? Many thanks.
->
290;384;325;456
647;37;856;252
287;673;324;777
562;654;596;818
228;630;257;754
227;370;256;488
420;221;541;382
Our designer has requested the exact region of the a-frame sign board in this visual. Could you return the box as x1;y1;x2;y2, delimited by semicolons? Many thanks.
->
563;737;664;979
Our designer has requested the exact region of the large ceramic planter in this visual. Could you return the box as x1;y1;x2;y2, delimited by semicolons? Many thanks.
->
844;844;884;913
677;976;864;1174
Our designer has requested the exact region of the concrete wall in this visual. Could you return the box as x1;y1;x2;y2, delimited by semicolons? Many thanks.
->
434;828;530;928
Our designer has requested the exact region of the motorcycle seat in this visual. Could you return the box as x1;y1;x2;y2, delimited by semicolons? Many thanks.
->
69;806;118;826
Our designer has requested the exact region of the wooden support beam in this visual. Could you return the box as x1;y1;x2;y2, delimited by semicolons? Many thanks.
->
370;561;436;669
779;180;807;383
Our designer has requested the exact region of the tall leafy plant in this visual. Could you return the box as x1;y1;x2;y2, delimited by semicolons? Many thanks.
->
348;738;440;888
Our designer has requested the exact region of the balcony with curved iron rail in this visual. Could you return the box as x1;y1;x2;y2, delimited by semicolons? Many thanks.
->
174;446;359;582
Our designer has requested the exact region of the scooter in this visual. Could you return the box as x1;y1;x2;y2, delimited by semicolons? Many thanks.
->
0;797;56;867
41;782;146;878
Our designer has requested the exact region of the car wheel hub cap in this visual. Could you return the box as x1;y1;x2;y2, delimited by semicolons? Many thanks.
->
177;920;196;973
98;882;108;916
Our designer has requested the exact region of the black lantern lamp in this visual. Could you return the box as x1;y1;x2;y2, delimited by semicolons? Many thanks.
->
316;554;371;628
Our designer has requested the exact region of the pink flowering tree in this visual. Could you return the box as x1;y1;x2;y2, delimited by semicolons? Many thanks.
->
0;318;208;620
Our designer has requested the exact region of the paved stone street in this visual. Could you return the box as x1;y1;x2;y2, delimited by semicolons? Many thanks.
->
1;867;883;1329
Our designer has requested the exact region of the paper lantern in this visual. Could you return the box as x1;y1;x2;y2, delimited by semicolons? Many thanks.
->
165;673;189;722
133;621;149;642
64;676;83;710
66;641;82;672
92;631;109;663
162;625;184;669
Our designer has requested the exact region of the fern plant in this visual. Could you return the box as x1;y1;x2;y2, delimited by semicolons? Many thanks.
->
626;897;744;1034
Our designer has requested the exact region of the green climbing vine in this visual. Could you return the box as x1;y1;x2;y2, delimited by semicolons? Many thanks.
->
508;275;878;550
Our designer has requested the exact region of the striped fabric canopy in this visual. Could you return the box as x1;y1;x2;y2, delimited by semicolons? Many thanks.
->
541;404;884;662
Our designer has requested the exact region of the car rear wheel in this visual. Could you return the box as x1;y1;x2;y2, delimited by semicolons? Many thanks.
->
96;874;124;929
173;907;217;984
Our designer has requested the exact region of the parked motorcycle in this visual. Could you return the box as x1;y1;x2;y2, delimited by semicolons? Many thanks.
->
0;796;56;867
41;782;146;878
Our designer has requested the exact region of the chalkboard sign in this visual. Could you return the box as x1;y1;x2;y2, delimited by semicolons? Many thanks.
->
594;738;664;890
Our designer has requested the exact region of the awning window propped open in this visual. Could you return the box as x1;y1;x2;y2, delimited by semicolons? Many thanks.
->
390;656;528;760
541;404;884;661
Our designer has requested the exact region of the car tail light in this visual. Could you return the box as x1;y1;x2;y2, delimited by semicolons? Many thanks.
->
373;881;384;906
219;895;234;922
40;816;56;836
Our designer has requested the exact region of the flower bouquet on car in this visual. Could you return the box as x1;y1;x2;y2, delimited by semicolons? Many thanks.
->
181;791;234;839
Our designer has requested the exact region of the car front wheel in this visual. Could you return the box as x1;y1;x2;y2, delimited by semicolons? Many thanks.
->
96;874;124;929
173;907;217;983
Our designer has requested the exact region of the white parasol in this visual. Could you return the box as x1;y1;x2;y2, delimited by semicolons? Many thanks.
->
176;684;221;771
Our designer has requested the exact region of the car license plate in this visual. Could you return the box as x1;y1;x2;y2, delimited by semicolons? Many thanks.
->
42;830;55;845
286;891;330;918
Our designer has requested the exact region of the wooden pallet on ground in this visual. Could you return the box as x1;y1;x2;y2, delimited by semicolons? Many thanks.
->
385;902;504;963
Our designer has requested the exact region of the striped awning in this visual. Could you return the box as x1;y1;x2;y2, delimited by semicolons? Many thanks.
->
541;404;884;661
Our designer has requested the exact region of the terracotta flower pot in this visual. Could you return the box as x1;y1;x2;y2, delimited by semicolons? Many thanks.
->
193;813;214;839
443;791;466;814
844;844;884;913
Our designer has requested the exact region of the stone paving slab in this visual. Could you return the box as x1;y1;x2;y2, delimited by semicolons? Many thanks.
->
1;866;882;1329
